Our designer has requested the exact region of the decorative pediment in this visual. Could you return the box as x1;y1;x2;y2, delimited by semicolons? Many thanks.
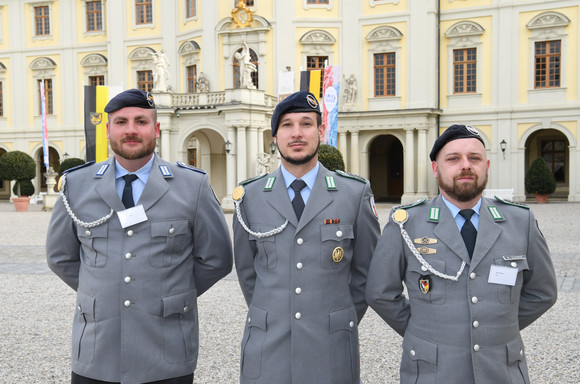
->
128;47;156;61
29;57;57;70
445;21;484;38
80;53;108;67
300;30;336;45
178;40;201;55
527;11;570;30
366;26;403;42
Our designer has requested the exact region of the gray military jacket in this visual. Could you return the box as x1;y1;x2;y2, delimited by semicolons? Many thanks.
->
46;156;233;383
366;195;557;384
233;165;380;384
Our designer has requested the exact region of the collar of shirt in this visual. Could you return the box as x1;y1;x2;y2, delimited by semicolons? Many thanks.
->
115;154;155;205
280;162;319;205
441;195;482;231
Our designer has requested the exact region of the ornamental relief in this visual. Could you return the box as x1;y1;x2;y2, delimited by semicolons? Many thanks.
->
445;21;484;38
366;26;403;42
527;12;570;30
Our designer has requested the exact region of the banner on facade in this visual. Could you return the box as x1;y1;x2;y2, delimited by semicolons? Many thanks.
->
84;85;122;162
278;70;295;101
299;69;323;99
322;65;341;147
40;81;49;167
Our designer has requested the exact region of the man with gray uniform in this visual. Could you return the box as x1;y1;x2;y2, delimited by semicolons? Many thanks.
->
366;124;557;383
47;89;233;384
233;91;380;383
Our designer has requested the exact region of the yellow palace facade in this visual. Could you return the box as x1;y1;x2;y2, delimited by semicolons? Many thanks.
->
0;0;578;206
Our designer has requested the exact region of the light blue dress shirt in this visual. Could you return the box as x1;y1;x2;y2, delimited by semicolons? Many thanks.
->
442;195;482;231
115;154;155;206
280;162;320;205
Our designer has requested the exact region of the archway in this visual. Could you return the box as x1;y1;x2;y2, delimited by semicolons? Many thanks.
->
0;148;9;200
369;135;403;202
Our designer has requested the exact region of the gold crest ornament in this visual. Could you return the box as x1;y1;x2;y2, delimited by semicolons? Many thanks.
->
90;112;102;125
232;0;253;28
393;209;408;224
232;186;245;201
332;247;344;263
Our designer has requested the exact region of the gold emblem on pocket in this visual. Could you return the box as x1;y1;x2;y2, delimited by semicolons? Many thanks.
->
332;247;344;263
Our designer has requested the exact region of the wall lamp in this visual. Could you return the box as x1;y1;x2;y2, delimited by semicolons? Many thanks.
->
225;140;232;154
63;152;69;160
270;141;277;154
174;109;180;118
500;139;507;159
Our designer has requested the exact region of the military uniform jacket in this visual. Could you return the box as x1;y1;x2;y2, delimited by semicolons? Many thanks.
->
233;165;380;384
46;156;233;384
366;195;557;384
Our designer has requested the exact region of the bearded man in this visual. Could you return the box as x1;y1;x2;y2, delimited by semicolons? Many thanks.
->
232;91;380;383
366;124;557;384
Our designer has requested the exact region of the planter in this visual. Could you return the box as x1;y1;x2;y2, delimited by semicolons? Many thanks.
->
534;193;549;204
13;196;31;211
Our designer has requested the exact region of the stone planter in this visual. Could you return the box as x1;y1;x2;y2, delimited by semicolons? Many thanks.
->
534;193;549;204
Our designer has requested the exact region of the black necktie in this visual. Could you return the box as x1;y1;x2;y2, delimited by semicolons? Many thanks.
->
459;209;477;259
290;179;307;220
122;174;138;208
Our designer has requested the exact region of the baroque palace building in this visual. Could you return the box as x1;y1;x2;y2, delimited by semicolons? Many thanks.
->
0;0;578;206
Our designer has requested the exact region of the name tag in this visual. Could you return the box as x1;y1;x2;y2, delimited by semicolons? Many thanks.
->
488;265;518;286
117;205;148;228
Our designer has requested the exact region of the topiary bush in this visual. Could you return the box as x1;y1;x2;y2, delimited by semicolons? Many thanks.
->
0;150;36;196
12;179;35;196
525;157;556;195
318;144;345;172
58;157;86;176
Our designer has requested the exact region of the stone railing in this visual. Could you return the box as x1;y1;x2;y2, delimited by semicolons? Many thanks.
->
171;92;226;108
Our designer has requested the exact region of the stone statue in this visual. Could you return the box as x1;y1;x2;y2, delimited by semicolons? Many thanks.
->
343;74;357;104
197;72;209;93
256;152;273;175
151;49;170;92
234;41;257;89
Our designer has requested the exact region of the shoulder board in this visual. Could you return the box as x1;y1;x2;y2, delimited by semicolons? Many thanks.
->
177;161;206;174
335;169;367;184
494;196;529;209
393;198;427;210
240;173;268;186
62;161;94;175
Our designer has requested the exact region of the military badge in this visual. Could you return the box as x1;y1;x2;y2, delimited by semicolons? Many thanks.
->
417;246;436;255
370;196;378;219
332;247;344;263
419;275;431;294
414;236;437;245
232;186;245;201
90;112;102;125
393;209;408;224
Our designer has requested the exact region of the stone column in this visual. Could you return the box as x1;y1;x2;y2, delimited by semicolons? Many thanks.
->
247;126;258;177
222;128;236;211
236;125;247;183
417;128;428;198
350;131;360;174
339;131;347;169
403;128;416;203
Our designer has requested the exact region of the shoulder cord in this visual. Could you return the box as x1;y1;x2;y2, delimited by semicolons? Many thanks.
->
394;211;466;282
234;199;288;239
59;174;114;228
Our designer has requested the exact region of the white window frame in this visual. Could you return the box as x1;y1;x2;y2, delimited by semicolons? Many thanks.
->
445;20;484;108
232;0;256;11
80;53;108;85
128;47;156;87
179;40;201;92
370;0;400;7
299;30;335;70
30;57;57;119
526;11;569;104
366;26;402;109
184;0;198;21
30;1;54;41
303;0;332;11
81;0;106;36
133;0;155;29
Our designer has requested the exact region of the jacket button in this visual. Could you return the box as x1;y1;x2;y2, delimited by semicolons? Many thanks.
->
349;321;354;328
410;350;416;357
169;227;175;235
471;296;478;304
470;272;476;279
296;262;303;270
473;344;480;352
247;317;251;323
520;349;524;356
297;238;303;245
336;230;343;237
127;230;134;237
125;252;132;260
183;306;190;313
85;230;91;237
421;265;428;272
472;321;479;328
295;312;302;320
124;276;131;284
124;300;131;308
511;262;518;268
295;287;302;295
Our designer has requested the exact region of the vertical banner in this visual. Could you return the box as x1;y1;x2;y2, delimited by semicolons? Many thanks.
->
299;70;323;98
40;81;49;167
84;85;97;162
84;86;123;162
94;86;110;162
278;70;295;101
322;65;341;147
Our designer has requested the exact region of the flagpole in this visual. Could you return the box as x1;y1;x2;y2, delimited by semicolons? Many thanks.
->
40;81;49;168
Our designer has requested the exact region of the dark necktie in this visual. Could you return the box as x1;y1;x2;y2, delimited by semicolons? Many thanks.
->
290;179;307;220
122;174;139;208
459;209;477;259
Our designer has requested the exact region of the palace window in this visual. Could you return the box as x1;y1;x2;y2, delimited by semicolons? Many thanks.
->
89;75;105;86
137;70;153;92
306;56;326;99
374;53;395;97
453;48;477;93
307;0;329;3
186;0;196;18
534;40;560;89
0;81;3;117
38;79;53;115
187;65;196;93
136;0;153;25
35;6;50;36
86;1;103;32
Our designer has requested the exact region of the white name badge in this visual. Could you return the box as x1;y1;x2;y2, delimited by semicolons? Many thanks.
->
488;265;518;286
117;205;148;229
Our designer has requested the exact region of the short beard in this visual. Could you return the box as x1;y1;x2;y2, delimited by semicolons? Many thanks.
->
438;171;487;202
110;136;157;161
279;140;320;166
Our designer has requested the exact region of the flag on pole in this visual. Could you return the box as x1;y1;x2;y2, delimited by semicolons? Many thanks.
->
299;70;323;99
40;81;49;167
322;65;341;147
84;85;122;162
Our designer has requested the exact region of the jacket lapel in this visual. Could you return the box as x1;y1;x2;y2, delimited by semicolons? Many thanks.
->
469;199;502;270
266;168;299;227
95;158;125;212
431;196;471;265
137;157;170;212
296;167;333;232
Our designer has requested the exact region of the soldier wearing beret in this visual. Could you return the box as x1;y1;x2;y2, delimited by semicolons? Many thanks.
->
46;88;233;384
233;90;380;383
366;124;558;383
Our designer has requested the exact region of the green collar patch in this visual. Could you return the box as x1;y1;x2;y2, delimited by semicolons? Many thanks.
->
326;175;337;190
488;206;505;221
240;173;268;186
428;207;440;222
263;176;276;191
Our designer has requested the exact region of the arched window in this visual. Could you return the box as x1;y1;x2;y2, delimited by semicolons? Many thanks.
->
233;47;258;89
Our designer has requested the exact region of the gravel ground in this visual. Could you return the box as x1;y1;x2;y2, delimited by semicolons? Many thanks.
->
0;201;579;383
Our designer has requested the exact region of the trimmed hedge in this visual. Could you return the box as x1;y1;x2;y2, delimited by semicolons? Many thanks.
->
318;144;345;172
525;157;556;195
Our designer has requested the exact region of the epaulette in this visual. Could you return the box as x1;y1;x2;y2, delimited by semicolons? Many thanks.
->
177;161;206;174
62;161;94;175
494;196;529;209
335;169;367;184
240;173;268;186
393;198;426;210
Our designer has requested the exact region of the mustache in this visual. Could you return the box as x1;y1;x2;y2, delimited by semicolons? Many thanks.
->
288;140;307;146
456;171;475;178
122;136;142;143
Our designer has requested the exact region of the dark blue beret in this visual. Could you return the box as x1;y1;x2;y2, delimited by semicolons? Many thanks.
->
104;89;156;113
430;124;485;161
271;91;321;136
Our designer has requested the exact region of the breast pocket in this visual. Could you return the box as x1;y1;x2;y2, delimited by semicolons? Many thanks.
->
494;256;529;304
320;225;354;269
249;226;278;270
406;257;447;304
77;223;108;267
150;219;190;267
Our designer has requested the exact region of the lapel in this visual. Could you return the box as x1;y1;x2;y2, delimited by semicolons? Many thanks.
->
296;166;333;232
137;156;170;212
95;157;125;212
265;168;299;228
469;198;502;270
431;195;471;265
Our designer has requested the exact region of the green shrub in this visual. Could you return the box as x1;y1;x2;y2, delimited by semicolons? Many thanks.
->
12;179;35;196
58;158;86;176
318;144;345;172
0;151;36;196
525;157;556;195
